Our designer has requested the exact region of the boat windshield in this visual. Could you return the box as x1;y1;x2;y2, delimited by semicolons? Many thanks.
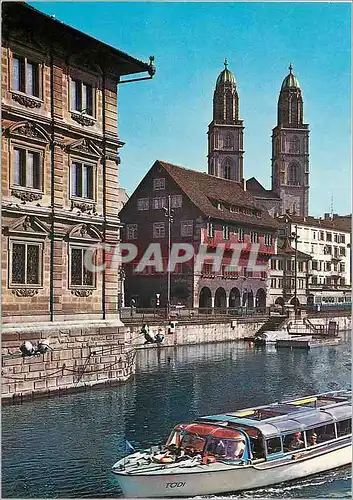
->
205;437;246;460
179;432;206;454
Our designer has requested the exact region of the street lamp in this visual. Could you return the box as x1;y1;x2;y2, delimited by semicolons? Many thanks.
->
291;224;299;316
164;195;174;317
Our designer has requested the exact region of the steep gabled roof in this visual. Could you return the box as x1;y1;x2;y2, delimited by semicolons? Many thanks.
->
277;237;311;260
157;161;278;230
246;177;281;200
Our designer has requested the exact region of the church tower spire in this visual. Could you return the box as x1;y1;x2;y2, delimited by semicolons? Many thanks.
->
207;60;244;183
271;64;309;216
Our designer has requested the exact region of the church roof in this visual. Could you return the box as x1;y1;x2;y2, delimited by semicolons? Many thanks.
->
216;59;236;86
155;161;278;230
281;63;300;90
246;177;281;200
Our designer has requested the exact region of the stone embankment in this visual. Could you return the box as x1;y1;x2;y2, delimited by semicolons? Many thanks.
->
2;311;350;403
2;321;135;404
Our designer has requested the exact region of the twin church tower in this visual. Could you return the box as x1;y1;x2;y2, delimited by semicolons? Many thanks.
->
207;60;309;217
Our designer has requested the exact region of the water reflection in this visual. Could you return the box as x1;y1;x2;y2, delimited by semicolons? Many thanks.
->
2;339;351;498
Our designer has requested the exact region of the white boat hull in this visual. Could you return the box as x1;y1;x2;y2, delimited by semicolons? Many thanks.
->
113;442;351;497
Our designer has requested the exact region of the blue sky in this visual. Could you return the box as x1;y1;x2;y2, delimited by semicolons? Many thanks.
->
33;2;351;217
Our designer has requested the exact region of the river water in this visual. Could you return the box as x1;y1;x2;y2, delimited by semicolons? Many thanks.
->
2;336;351;498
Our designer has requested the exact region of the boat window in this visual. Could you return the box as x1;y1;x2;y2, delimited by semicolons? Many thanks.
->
310;423;336;443
336;419;352;437
283;432;305;452
265;437;282;455
206;438;245;460
180;432;206;454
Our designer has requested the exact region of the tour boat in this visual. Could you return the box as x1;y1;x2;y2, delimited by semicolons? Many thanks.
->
112;389;352;498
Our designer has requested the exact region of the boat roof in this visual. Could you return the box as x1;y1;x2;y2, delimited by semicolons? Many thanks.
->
197;390;351;438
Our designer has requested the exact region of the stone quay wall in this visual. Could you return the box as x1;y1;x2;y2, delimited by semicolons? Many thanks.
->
2;322;135;404
127;317;267;348
2;312;350;403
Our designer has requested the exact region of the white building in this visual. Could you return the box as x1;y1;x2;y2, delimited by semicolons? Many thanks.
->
274;214;351;307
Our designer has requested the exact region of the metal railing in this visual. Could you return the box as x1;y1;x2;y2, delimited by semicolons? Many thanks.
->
120;306;268;322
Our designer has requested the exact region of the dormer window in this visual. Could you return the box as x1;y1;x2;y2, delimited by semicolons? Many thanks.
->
70;79;94;116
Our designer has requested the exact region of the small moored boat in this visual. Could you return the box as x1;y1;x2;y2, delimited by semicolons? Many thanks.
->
112;389;352;498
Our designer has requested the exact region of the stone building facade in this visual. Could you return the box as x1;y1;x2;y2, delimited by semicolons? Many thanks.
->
1;3;154;325
120;160;278;310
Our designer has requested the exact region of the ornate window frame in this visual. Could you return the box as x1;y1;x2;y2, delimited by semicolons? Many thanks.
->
6;121;49;202
67;224;102;296
9;46;44;108
68;69;98;126
8;237;44;292
70;158;97;203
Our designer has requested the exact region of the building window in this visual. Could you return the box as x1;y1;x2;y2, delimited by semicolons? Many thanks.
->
298;261;303;272
153;222;165;238
250;231;259;243
181;220;193;237
127;224;138;240
340;263;346;273
288;163;300;185
289;136;300;153
13;147;42;190
340;247;346;257
326;232;332;242
137;198;149;210
223;158;232;179
264;234;272;246
266;437;282;455
207;222;214;238
312;260;318;271
171;194;182;208
10;241;42;286
319;231;325;240
238;228;244;242
12;55;40;97
271;278;276;288
223;225;230;240
325;262;331;272
70;247;94;287
71;162;94;199
312;231;316;239
325;245;332;255
152;197;166;209
339;234;345;244
270;259;276;270
70;79;94;116
153;178;165;190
